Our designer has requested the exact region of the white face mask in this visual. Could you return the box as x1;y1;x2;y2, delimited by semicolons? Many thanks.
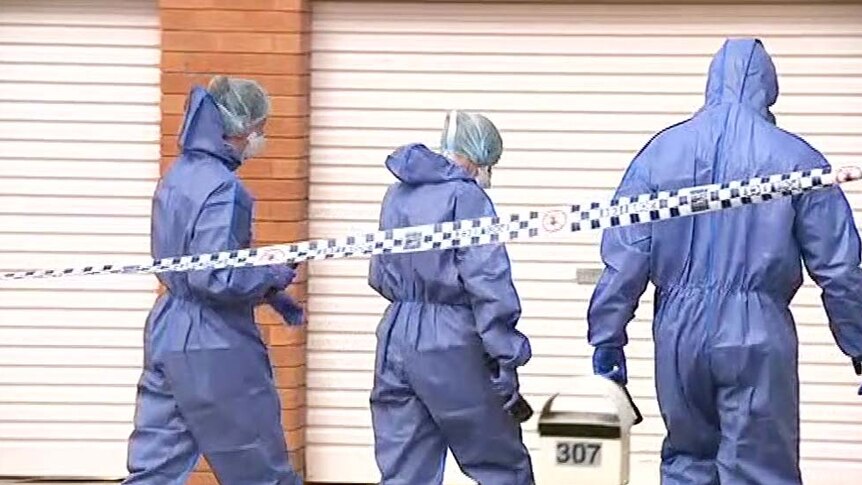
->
475;165;492;189
241;132;266;160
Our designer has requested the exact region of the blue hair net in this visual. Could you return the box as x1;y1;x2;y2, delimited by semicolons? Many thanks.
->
440;110;503;167
207;76;271;137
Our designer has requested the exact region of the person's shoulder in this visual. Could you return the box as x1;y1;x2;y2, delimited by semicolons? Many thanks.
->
453;178;487;200
452;179;496;218
163;154;248;205
651;117;698;145
762;124;829;171
772;125;824;155
631;117;698;162
381;180;402;200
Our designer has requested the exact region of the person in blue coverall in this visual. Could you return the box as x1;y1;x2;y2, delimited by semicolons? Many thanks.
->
588;38;862;484
124;76;304;485
368;110;535;484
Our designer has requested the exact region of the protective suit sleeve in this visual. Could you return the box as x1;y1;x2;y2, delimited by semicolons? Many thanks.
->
368;259;384;298
188;181;292;303
455;183;531;369
266;291;304;325
794;168;862;359
588;156;652;349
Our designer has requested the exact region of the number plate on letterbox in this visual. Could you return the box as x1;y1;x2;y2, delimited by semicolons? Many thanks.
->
555;441;602;466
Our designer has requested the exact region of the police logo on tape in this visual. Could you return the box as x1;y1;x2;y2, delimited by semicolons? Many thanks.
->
260;248;286;263
543;210;567;232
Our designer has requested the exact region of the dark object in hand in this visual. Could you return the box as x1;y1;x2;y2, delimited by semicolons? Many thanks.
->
509;394;534;423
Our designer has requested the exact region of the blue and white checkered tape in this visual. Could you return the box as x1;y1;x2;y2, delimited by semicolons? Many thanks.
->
1;166;859;281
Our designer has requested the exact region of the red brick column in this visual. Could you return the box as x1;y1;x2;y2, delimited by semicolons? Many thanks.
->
158;1;310;483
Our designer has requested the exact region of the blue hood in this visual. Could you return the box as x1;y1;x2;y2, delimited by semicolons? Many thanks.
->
385;143;474;185
704;38;778;122
177;86;242;171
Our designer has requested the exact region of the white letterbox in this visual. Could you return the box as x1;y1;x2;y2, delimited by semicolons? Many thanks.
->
534;376;642;485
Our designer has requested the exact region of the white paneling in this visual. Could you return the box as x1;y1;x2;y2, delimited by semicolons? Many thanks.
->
0;178;158;197
0;309;148;328
313;109;862;134
0;102;160;123
311;146;862;171
0;26;158;46
308;1;862;484
0;121;160;143
0;215;149;235
0;45;160;65
311;90;862;115
0;442;133;479
311;128;862;155
0;367;143;387
0;161;157;180
0;290;154;310
314;72;862;96
0;385;136;405
0;0;158;479
314;34;862;56
0;348;143;368
0;196;151;216
0;327;142;348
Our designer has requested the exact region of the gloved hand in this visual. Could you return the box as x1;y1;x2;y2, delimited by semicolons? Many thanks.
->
853;357;862;396
266;291;304;325
489;363;534;423
490;364;520;411
593;346;628;386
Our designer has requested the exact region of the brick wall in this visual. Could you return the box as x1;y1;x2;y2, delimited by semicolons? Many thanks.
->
158;1;311;483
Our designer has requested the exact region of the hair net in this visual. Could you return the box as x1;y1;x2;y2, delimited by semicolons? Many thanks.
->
440;110;503;167
207;75;271;137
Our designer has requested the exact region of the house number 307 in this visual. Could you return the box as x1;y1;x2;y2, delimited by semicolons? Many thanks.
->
555;442;602;466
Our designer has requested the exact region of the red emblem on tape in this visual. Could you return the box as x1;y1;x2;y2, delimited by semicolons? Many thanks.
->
542;210;567;232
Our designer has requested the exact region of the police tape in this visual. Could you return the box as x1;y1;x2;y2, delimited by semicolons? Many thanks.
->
2;166;860;282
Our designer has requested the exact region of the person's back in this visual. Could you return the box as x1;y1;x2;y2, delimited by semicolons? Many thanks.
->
371;143;493;308
642;42;824;302
588;39;862;485
125;77;303;485
151;87;258;327
368;112;533;485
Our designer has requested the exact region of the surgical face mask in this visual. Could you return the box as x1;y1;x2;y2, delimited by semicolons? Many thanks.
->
242;132;266;160
475;165;492;189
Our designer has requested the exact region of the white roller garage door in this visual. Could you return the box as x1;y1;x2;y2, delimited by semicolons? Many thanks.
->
308;2;862;483
0;0;159;478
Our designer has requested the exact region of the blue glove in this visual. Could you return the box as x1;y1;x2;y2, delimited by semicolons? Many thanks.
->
854;357;861;396
593;346;627;386
266;291;304;325
490;364;521;411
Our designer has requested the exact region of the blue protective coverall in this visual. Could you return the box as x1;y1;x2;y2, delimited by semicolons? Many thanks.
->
588;39;862;484
368;144;534;485
124;87;303;485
